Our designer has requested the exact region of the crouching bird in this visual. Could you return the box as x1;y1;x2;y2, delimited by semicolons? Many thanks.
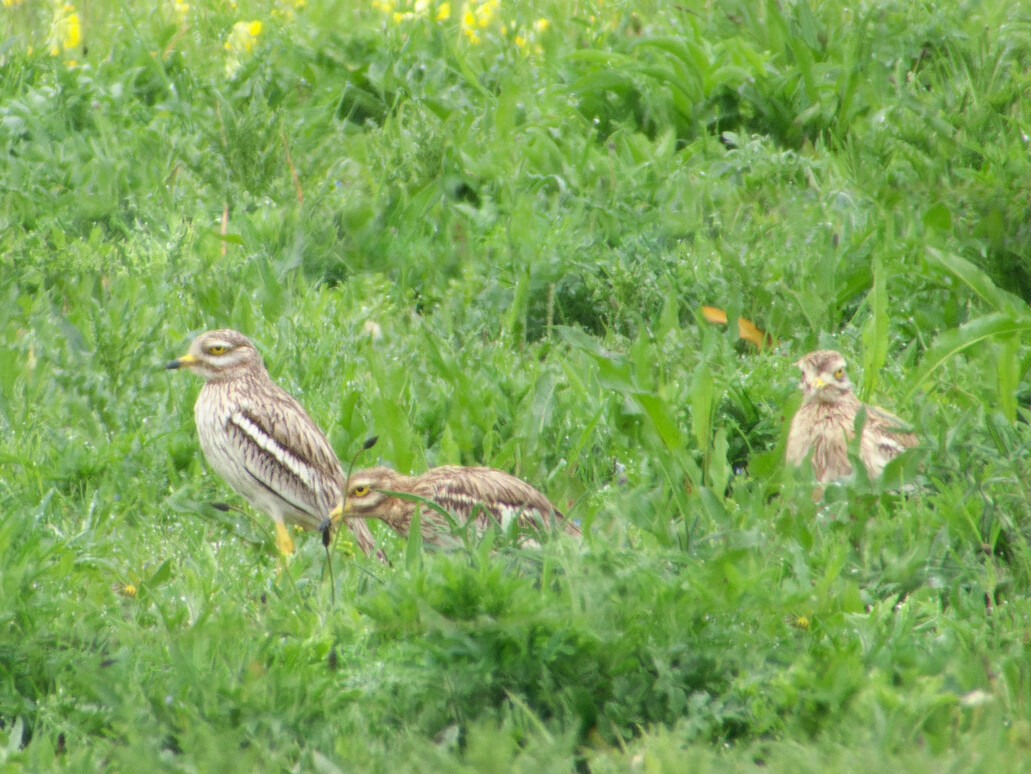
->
326;465;580;547
786;350;917;493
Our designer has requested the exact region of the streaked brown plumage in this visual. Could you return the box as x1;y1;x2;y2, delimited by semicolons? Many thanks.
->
328;465;579;547
165;329;376;558
786;350;917;488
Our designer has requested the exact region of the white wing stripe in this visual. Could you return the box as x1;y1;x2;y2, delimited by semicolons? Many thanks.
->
229;411;317;491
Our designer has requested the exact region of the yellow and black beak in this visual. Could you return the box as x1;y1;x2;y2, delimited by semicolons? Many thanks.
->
327;501;350;524
319;501;347;545
328;502;343;521
164;353;199;370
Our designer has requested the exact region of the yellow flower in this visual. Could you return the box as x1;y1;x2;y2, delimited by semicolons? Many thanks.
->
477;0;495;26
113;581;139;598
49;3;81;56
225;19;263;76
3;0;26;6
461;6;481;42
224;20;262;53
534;17;549;33
459;0;498;41
374;0;449;24
63;15;80;47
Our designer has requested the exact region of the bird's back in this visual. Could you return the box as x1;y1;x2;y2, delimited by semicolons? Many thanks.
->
859;403;918;479
412;466;576;539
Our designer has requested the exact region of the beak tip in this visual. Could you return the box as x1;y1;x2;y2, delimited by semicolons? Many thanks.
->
166;353;198;370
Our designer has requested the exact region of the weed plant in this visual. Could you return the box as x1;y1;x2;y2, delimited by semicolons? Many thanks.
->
3;0;1031;770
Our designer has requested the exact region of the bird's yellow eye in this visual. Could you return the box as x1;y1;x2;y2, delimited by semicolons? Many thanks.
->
207;345;228;356
833;368;845;380
353;485;370;497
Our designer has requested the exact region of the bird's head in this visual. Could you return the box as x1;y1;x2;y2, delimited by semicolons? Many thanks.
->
795;350;853;404
165;329;263;381
330;467;406;520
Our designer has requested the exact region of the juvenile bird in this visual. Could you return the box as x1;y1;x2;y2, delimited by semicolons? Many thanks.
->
165;329;376;558
786;350;917;488
327;465;579;547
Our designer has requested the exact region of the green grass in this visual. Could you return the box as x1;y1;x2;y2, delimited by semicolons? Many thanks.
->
3;0;1031;769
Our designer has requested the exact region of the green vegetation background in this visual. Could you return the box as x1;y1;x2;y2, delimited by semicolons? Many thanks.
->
3;0;1031;770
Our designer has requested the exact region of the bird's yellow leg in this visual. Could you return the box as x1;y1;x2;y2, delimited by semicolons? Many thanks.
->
275;521;296;556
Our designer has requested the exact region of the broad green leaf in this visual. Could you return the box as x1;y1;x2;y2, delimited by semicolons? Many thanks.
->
706;426;731;494
879;448;924;490
636;392;685;451
996;334;1020;423
690;361;714;451
924;247;1027;314
557;326;635;392
794;0;823;52
922;202;952;231
906;313;1031;399
698;485;727;523
596;357;635;393
145;559;174;588
555;325;603;356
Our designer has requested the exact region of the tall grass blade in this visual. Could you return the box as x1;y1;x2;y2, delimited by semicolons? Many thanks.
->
861;258;889;401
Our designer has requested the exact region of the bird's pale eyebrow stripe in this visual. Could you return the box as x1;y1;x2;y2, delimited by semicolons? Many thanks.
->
227;411;317;491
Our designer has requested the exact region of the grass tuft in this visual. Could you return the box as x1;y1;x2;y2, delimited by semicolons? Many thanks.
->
2;0;1031;769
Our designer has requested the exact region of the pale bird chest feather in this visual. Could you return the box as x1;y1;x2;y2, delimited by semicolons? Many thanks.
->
194;382;242;482
788;402;855;482
194;383;324;504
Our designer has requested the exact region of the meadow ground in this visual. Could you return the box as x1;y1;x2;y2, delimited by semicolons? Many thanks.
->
3;0;1031;770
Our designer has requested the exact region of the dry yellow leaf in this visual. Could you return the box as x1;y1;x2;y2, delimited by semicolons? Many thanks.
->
700;306;772;349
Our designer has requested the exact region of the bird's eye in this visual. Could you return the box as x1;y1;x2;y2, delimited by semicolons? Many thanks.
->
353;485;370;497
207;345;228;356
833;368;845;380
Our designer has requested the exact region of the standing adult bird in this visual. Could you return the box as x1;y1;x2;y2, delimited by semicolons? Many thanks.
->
786;350;917;488
326;465;579;547
165;329;376;558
